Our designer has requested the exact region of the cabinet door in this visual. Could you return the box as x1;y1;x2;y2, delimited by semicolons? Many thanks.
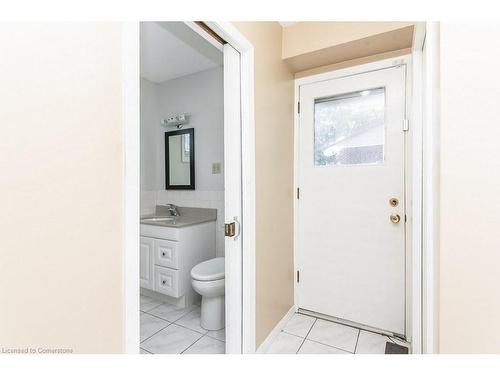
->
140;236;154;290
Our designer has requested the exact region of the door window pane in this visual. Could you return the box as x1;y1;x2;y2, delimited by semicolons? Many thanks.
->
314;87;385;166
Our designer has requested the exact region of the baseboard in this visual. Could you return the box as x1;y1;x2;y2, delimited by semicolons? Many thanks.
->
256;305;297;354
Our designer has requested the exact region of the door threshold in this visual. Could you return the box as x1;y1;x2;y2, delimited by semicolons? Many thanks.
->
298;308;406;341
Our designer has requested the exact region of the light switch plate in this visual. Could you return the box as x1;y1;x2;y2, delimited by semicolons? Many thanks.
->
212;162;221;174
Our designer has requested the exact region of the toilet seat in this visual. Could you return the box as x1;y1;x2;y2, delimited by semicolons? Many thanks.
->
191;257;225;281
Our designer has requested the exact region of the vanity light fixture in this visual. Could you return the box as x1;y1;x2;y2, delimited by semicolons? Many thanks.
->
161;113;190;129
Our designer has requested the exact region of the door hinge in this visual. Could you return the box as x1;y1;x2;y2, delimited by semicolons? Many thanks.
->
403;119;409;132
297;101;300;114
296;187;300;199
224;222;236;237
296;270;300;283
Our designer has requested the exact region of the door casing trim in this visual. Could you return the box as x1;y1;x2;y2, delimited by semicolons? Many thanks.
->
122;21;256;354
293;53;424;352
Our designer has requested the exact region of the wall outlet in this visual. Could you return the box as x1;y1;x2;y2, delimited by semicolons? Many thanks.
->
212;162;221;174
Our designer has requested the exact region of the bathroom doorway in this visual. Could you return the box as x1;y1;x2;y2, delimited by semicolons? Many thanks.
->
122;22;256;354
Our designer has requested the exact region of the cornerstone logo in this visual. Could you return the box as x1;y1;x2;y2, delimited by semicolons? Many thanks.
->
1;347;73;354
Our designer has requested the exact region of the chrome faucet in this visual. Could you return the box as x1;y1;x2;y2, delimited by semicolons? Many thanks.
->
165;203;180;217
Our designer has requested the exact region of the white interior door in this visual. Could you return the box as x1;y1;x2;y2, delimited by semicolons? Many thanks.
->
297;66;407;335
223;43;242;353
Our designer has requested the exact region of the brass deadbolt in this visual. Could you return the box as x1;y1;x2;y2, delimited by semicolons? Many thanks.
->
390;214;401;224
389;198;399;207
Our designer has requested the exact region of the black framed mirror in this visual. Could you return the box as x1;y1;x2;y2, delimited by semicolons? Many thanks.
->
165;128;195;190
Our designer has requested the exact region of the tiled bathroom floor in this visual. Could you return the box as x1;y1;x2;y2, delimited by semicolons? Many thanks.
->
140;294;408;355
140;294;225;354
264;313;410;354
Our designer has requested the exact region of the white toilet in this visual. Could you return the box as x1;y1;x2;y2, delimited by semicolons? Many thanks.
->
191;257;225;330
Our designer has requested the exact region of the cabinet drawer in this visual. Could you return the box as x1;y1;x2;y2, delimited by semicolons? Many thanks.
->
140;224;178;241
154;266;181;297
154;239;179;269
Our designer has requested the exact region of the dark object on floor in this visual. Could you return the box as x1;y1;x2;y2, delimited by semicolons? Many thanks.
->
385;341;409;354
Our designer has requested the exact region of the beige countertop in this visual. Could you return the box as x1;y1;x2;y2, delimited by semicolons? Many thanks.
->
140;205;217;228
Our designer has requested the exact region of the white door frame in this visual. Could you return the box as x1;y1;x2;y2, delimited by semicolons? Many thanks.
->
420;22;440;355
293;23;437;353
121;22;256;354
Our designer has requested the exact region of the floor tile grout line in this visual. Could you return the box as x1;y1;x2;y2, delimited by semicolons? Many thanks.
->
295;337;307;354
145;301;196;322
164;305;209;333
182;328;226;354
143;303;206;332
140;321;173;344
140;304;163;314
171;309;195;323
142;311;175;325
282;331;310;340
288;317;356;354
270;310;411;354
141;311;226;343
139;297;203;352
298;312;411;354
168;321;206;336
299;337;354;354
180;333;206;354
173;321;207;335
140;298;227;351
139;298;164;313
146;308;193;325
303;318;317;341
181;327;226;354
139;321;225;354
353;330;361;354
296;318;317;354
200;330;226;344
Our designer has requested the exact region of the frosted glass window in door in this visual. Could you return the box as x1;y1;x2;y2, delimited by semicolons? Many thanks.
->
314;87;385;166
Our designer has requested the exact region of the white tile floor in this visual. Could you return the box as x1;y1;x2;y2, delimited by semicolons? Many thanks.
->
264;313;410;354
140;295;225;354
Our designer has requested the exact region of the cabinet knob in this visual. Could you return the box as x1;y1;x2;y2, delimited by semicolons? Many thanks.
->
162;280;166;285
162;252;166;257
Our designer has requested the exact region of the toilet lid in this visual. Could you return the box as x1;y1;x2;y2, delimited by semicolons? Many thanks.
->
191;257;225;281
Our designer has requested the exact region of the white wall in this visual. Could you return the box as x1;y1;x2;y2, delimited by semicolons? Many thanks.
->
439;22;500;353
140;78;159;192
140;67;225;256
0;22;124;353
157;67;224;192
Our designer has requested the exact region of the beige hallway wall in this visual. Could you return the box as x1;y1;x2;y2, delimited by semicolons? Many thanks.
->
232;22;295;347
439;22;500;353
0;23;124;353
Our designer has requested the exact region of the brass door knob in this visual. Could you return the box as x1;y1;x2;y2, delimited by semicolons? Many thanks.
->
390;214;401;223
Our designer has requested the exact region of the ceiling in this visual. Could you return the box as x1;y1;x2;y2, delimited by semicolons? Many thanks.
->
140;22;222;83
279;22;297;28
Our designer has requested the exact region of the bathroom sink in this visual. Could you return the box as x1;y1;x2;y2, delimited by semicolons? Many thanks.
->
141;216;175;223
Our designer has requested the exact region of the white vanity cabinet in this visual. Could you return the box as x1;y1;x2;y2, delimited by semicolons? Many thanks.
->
140;221;215;307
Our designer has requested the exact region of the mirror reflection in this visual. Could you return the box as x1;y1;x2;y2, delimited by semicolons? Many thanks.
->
165;129;195;189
